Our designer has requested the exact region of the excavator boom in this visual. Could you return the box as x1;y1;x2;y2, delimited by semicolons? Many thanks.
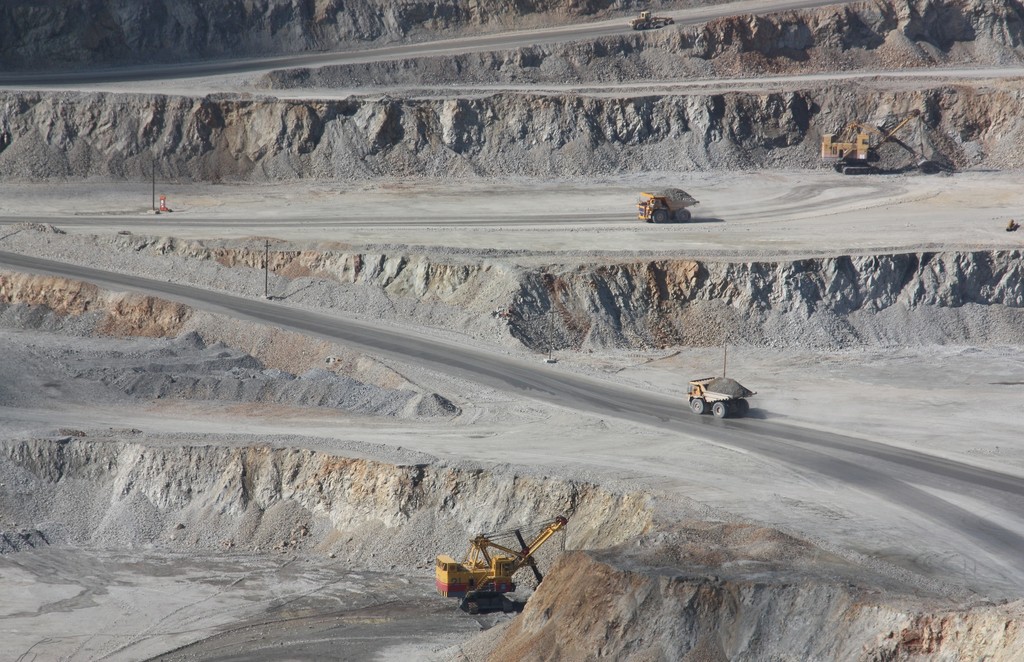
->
509;516;567;574
880;110;921;143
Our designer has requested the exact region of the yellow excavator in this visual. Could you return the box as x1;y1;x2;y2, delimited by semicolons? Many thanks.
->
435;515;568;614
821;110;942;175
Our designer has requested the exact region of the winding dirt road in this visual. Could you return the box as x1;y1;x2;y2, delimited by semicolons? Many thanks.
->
3;248;1023;597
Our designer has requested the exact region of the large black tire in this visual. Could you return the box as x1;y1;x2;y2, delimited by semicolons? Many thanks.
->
735;399;750;417
675;209;691;222
690;398;706;415
652;209;669;224
712;401;728;418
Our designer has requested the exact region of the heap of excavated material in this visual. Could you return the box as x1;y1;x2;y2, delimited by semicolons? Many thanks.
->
459;522;1024;661
656;188;699;207
701;377;753;399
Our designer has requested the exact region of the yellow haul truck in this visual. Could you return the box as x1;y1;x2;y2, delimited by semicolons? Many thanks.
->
688;376;755;418
637;188;699;223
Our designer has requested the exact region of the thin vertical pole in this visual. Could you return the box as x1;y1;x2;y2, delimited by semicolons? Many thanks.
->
723;344;728;377
264;240;270;298
151;157;156;211
547;307;554;361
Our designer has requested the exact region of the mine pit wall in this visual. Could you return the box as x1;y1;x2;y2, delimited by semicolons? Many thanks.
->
2;0;1019;72
514;251;1024;350
285;248;1022;351
0;0;670;69
53;244;1020;351
0;437;652;564
5;437;1022;661
5;248;1022;352
266;0;1024;88
2;84;1023;180
0;271;191;337
487;551;1024;661
5;0;1024;179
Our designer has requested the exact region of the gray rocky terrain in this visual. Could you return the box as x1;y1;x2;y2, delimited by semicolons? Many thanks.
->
2;82;1021;181
4;1;1024;182
5;228;1023;353
2;0;1024;660
0;0;640;69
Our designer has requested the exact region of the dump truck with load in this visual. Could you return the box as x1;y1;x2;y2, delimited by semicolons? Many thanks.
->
688;377;755;418
637;189;698;223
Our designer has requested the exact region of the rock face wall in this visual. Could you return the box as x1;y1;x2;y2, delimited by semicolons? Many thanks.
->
486;549;1024;661
0;271;191;336
4;246;1021;351
4;438;1021;660
3;1;1023;177
511;251;1024;349
259;247;1022;350
3;0;1019;70
0;85;1020;181
270;0;1024;88
0;0;652;68
0;437;653;566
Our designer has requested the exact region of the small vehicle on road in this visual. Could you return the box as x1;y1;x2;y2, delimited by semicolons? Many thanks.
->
629;11;674;30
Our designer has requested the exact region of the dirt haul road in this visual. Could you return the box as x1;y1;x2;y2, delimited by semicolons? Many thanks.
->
2;171;1022;255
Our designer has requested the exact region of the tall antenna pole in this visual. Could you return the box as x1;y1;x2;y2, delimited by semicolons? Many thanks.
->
151;156;156;211
264;239;270;299
547;307;554;362
722;344;728;377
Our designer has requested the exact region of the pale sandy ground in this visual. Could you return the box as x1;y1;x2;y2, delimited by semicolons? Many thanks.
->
2;170;1023;658
2;169;1022;257
0;548;481;661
